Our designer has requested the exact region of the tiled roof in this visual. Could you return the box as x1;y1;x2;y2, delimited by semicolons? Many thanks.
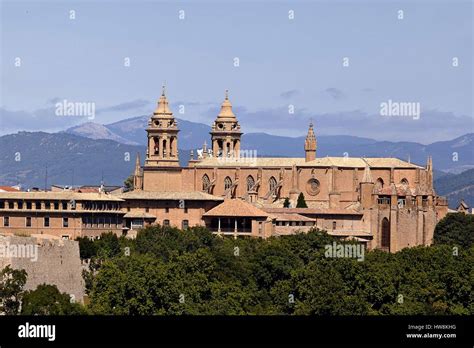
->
0;191;123;201
0;186;20;192
264;208;363;216
120;190;224;201
203;199;269;217
192;156;422;169
123;211;157;219
273;213;315;222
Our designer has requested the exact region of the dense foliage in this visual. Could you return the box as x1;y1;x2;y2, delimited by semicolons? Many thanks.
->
21;284;86;315
434;213;474;248
0;267;85;315
79;226;473;315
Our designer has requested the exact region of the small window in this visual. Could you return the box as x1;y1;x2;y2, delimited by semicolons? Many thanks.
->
44;217;50;227
26;202;32;209
62;235;70;240
165;207;169;213
62;201;68;210
63;217;69;228
45;201;51;209
26;217;31;227
8;201;14;209
145;207;149;212
127;206;131;212
54;202;59;210
332;221;337;230
397;198;406;208
4;216;9;227
163;219;170;227
224;176;233;190
184;207;188;214
182;220;189;230
17;201;23;209
0;201;4;209
35;201;41;209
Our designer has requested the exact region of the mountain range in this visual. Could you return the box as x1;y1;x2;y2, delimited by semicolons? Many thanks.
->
0;116;473;208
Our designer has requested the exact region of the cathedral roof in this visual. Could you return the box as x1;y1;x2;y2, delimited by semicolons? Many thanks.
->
192;156;423;169
120;190;223;201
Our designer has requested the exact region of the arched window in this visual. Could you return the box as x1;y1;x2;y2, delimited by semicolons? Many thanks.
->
375;178;384;190
202;174;210;191
162;139;167;157
269;176;277;193
224;176;233;190
400;178;409;186
246;175;255;192
153;137;160;155
381;217;390;250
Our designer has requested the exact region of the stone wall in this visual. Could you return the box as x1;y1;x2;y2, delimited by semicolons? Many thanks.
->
0;234;85;303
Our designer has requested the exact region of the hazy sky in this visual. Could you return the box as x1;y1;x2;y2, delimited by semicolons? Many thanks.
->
1;0;472;143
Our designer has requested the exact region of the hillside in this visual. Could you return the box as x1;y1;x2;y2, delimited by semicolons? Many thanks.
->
66;117;474;173
434;168;474;208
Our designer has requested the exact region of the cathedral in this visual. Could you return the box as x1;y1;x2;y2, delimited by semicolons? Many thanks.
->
128;88;449;252
0;89;449;252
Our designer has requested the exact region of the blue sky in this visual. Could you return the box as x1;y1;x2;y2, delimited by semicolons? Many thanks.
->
0;0;472;143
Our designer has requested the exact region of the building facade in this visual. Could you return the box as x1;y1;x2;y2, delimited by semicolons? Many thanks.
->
131;89;448;252
0;89;449;252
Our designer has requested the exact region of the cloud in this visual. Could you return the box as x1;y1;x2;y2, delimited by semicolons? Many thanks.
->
324;88;346;100
97;99;150;114
209;105;472;143
280;89;300;99
0;107;86;135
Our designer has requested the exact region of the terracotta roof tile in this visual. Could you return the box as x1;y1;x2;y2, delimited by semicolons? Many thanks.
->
203;199;269;217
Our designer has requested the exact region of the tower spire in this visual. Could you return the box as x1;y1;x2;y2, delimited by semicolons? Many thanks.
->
145;88;180;167
304;121;317;162
133;152;143;190
210;90;242;158
362;164;373;183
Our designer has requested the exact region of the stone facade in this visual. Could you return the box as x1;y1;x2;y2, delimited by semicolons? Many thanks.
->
0;234;85;303
131;90;448;252
0;90;449;253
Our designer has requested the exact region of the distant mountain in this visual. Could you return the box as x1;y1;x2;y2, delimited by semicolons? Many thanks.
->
434;168;474;209
65;122;139;145
65;116;474;173
1;119;473;192
0;132;146;188
104;116;211;150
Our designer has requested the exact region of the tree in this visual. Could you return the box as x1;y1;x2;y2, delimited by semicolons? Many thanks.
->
76;236;97;259
296;192;308;208
0;266;27;315
21;284;86;315
434;213;474;248
283;197;291;208
124;174;134;191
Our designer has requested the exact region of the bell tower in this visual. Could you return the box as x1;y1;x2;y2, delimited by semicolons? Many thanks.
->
145;86;180;167
210;90;242;157
304;121;317;162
